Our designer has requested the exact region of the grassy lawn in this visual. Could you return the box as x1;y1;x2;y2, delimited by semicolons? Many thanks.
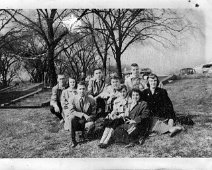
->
0;77;212;157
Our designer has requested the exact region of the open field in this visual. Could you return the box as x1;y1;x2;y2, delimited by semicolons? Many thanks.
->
0;77;212;157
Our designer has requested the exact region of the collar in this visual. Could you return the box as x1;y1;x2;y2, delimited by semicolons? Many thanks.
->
58;84;66;90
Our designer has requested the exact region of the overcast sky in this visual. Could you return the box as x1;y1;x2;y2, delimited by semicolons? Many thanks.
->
1;0;211;76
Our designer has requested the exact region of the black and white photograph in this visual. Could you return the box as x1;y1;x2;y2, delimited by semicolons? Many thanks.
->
0;0;212;169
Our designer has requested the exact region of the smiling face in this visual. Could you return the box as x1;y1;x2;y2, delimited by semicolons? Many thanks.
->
69;78;76;89
111;78;120;89
131;91;140;103
148;77;158;89
94;69;103;80
120;88;127;98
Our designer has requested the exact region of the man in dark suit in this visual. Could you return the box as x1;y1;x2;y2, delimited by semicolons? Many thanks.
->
67;81;97;147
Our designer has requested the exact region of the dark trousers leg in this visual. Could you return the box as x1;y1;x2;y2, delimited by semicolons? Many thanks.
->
50;104;63;120
71;117;86;142
129;118;150;142
96;97;107;118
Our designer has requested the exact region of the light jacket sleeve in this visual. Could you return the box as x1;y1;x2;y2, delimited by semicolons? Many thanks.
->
69;97;84;118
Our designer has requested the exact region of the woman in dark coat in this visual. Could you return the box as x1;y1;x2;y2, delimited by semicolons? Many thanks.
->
141;74;182;137
113;88;151;148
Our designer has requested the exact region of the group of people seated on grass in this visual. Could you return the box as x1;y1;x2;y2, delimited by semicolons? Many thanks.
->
50;63;183;148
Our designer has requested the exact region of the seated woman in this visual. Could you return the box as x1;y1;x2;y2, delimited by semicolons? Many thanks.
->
98;85;128;148
113;88;150;148
141;74;182;137
61;76;77;131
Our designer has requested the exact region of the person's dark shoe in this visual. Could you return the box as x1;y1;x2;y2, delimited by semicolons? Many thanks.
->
71;141;77;148
170;127;182;137
138;137;146;145
98;143;103;148
125;142;135;148
100;143;108;149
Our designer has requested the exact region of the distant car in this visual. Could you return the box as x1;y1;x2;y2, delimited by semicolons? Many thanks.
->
140;68;152;77
180;68;196;75
202;64;212;74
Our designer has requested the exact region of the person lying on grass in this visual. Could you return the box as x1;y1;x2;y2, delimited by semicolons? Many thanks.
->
98;84;129;148
61;76;77;131
112;88;151;148
141;73;183;137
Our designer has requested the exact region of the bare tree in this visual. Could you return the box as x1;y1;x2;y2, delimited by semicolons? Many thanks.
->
81;12;112;76
89;9;191;78
4;9;89;86
58;35;100;81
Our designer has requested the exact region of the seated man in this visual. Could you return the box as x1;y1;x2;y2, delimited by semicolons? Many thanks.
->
50;74;66;123
66;81;97;148
100;74;121;114
87;68;106;98
87;68;106;118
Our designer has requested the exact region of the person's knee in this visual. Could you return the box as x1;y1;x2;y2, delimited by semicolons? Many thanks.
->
85;121;95;131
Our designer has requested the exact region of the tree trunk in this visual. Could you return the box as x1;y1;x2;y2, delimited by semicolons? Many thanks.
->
47;46;57;87
115;53;123;80
103;57;107;76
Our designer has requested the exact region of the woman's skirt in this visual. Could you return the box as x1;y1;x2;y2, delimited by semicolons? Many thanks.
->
150;117;171;134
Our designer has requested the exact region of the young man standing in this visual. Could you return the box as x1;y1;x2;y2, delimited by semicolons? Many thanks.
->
67;81;97;147
50;74;66;123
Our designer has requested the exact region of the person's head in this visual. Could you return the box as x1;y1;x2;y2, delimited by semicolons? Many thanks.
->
93;68;103;80
57;74;65;86
110;75;120;90
118;84;128;98
77;81;87;97
68;77;76;89
147;73;160;89
129;88;142;103
131;63;139;77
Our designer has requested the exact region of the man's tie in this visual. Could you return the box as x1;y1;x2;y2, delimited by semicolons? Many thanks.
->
79;97;84;112
96;80;101;91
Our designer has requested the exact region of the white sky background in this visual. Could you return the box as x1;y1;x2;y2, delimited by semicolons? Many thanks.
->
0;0;212;169
1;0;212;75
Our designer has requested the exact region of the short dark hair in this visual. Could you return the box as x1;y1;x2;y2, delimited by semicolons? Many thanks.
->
110;74;120;81
93;67;103;73
118;84;127;92
77;81;86;88
131;63;138;67
129;88;142;101
147;73;160;87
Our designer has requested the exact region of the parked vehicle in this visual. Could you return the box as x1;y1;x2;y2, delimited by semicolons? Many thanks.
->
180;68;196;75
202;64;212;73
